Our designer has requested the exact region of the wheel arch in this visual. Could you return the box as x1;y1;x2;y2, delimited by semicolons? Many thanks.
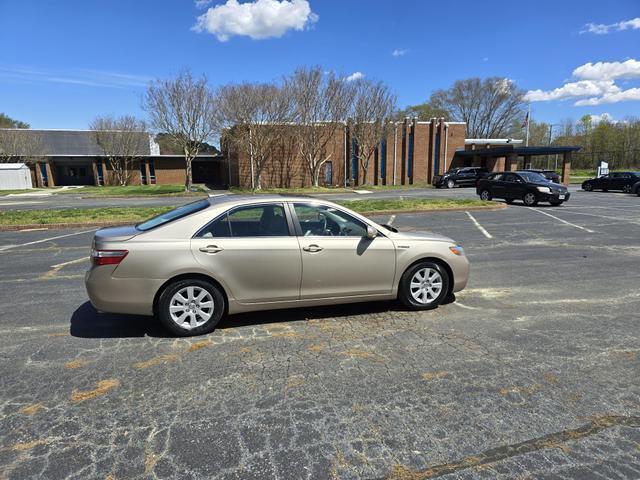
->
153;273;229;317
398;256;455;297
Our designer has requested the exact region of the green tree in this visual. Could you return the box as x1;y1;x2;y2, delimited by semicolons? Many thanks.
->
0;113;29;129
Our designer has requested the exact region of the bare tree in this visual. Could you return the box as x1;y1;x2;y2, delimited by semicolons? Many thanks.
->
89;115;148;186
349;79;397;185
0;129;43;164
216;82;291;190
285;67;355;187
144;70;218;191
430;77;526;138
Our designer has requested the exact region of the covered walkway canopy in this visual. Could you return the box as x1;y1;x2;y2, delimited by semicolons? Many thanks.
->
455;145;581;184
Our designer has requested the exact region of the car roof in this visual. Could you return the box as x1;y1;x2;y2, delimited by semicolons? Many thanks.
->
206;193;323;209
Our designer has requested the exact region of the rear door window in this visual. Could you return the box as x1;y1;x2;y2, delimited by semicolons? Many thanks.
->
197;204;290;238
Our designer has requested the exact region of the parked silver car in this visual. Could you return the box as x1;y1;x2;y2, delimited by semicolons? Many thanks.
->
85;195;470;336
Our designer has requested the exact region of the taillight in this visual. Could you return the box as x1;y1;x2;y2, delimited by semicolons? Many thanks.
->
91;249;128;266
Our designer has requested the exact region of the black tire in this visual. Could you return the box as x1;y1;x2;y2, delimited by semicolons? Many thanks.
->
398;261;451;311
158;278;225;337
479;189;492;201
582;182;593;192
523;191;538;206
623;184;632;193
447;179;455;189
505;198;514;204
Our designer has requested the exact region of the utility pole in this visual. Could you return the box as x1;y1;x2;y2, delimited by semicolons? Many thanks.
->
525;104;531;147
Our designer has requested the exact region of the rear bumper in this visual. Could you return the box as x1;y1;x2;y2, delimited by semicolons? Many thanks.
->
85;266;161;316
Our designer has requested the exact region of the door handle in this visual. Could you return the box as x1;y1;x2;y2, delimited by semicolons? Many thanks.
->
199;245;223;254
302;244;323;253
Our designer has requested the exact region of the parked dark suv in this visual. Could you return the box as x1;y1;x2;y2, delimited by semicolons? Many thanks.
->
433;167;489;188
476;171;570;206
519;169;561;183
582;171;640;193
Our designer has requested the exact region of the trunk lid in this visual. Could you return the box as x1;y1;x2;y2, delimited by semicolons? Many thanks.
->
94;225;140;244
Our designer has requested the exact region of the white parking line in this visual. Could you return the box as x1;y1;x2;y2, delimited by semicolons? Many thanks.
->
51;256;89;268
465;211;493;239
0;229;96;252
530;208;596;233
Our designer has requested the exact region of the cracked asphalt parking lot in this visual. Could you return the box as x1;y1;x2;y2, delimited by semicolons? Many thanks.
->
0;190;639;480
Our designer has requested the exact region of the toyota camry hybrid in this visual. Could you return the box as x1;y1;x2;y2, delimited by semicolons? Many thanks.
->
85;196;469;336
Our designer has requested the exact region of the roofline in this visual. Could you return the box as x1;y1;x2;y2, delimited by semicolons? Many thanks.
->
465;138;524;145
9;154;222;158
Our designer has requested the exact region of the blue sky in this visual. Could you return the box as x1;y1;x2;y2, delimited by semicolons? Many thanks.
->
0;0;638;130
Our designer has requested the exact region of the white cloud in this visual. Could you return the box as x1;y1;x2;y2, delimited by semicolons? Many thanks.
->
195;0;212;8
589;113;614;124
344;72;364;82
581;17;640;34
192;0;318;41
573;59;640;81
392;49;408;57
574;88;640;106
0;65;151;89
525;80;620;102
525;58;640;106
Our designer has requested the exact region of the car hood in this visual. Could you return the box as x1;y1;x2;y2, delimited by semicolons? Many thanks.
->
94;225;140;243
529;181;568;192
385;229;456;244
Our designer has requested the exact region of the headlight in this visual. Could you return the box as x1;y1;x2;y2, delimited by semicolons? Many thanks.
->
449;244;465;256
536;186;551;193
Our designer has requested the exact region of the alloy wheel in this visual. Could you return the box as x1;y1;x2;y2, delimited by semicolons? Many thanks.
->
524;193;537;206
168;286;214;330
447;179;455;188
409;268;443;305
480;190;491;201
623;184;632;193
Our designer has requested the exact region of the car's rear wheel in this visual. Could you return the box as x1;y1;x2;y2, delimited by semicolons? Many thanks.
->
523;192;538;206
398;261;450;310
447;179;455;189
480;189;492;201
158;279;225;336
623;184;632;193
583;182;593;192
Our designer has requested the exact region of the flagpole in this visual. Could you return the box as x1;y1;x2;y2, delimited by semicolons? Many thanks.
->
525;104;531;147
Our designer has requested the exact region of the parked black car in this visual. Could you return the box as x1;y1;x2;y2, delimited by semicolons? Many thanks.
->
582;172;640;193
476;171;570;206
433;167;489;188
632;180;640;197
519;168;560;183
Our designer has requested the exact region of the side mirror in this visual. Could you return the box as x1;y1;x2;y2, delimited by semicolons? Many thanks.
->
366;226;378;239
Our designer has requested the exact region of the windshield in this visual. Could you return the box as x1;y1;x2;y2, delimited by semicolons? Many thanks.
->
518;172;549;183
136;199;210;231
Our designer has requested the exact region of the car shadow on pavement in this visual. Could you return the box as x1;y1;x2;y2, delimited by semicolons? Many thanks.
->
70;294;456;338
70;301;172;338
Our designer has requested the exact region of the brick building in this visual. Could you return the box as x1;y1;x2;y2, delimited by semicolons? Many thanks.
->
1;129;225;188
224;118;467;188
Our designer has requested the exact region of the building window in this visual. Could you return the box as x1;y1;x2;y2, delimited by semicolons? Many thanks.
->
380;139;387;180
148;159;156;184
408;131;414;179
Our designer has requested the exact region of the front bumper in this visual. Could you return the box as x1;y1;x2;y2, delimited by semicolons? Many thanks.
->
85;266;162;316
432;175;445;187
539;191;570;202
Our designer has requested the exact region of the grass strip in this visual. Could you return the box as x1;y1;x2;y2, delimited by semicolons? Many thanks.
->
0;198;493;226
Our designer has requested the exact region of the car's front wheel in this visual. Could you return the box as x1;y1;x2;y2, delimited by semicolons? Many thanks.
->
582;182;593;192
623;184;632;193
398;261;450;310
479;189;492;201
523;191;538;206
158;278;225;336
447;179;455;189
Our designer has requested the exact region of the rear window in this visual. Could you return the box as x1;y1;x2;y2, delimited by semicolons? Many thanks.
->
136;199;210;231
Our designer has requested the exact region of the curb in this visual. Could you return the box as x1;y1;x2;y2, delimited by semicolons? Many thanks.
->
0;204;506;231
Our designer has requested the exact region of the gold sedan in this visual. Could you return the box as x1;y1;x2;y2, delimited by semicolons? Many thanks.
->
85;195;469;336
